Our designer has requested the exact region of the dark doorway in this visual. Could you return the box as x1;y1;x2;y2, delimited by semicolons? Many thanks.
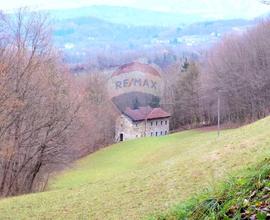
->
120;133;124;142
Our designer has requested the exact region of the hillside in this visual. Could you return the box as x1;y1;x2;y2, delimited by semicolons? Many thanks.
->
49;5;257;65
51;5;211;26
53;14;254;64
155;159;270;219
50;4;267;26
1;117;270;219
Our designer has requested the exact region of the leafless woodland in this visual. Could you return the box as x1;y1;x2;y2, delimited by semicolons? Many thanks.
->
1;9;270;197
164;20;270;130
0;9;115;196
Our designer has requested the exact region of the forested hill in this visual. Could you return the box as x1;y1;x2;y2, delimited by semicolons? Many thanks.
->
50;6;255;65
50;5;217;26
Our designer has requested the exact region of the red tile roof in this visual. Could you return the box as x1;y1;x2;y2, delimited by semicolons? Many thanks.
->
124;106;170;122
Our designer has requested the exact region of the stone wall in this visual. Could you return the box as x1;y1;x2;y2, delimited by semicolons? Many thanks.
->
115;115;170;142
145;118;170;137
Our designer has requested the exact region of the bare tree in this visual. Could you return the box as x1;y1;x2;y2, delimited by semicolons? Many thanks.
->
168;61;202;129
0;9;80;196
163;19;270;129
73;72;117;156
203;19;270;124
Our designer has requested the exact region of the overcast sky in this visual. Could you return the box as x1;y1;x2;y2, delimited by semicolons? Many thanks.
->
1;0;269;19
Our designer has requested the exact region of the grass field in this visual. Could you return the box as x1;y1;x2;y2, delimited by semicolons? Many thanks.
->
153;158;270;219
1;117;270;219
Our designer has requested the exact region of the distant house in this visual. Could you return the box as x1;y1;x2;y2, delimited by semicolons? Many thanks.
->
115;106;171;142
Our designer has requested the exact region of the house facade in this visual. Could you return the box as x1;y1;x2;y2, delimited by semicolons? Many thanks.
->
115;106;170;142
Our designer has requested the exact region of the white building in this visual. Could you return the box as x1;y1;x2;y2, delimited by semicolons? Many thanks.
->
115;106;171;142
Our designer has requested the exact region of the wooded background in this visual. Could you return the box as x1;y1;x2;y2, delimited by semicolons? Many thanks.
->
1;8;270;196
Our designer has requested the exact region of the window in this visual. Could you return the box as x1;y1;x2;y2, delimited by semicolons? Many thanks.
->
151;122;153;126
156;132;158;136
151;132;153;136
161;121;163;125
135;123;138;127
165;121;167;125
156;121;158;126
165;131;167;135
160;131;163;135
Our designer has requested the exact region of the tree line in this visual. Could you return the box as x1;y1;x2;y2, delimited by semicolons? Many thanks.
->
0;9;115;196
165;19;270;130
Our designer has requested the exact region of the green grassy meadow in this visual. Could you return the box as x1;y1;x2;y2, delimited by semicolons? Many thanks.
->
1;117;270;219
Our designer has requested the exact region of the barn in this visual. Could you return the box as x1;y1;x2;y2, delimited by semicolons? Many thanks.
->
115;106;171;142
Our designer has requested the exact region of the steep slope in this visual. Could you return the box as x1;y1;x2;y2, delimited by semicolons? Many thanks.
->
154;159;270;219
1;117;270;219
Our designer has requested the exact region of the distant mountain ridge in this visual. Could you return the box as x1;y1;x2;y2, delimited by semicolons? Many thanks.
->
50;5;215;27
45;5;260;65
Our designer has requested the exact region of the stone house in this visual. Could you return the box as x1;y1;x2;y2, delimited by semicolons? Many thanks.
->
115;106;171;142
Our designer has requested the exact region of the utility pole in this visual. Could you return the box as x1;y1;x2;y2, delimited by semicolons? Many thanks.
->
217;91;220;137
144;118;147;137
